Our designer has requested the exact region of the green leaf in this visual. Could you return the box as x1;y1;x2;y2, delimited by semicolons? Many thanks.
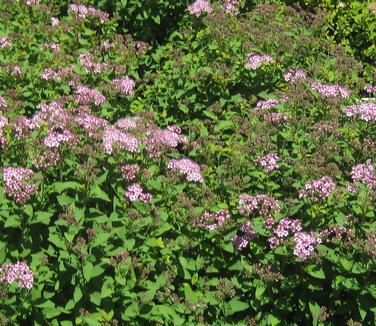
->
4;215;21;228
214;120;234;132
306;265;325;279
83;262;94;282
32;211;53;225
52;182;81;193
90;291;102;306
73;286;82;303
90;185;111;202
101;278;113;299
183;283;198;305
225;299;249;316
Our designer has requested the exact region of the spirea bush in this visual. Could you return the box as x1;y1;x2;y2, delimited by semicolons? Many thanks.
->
0;0;376;325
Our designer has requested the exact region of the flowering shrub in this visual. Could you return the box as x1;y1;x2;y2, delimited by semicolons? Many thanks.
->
0;0;376;325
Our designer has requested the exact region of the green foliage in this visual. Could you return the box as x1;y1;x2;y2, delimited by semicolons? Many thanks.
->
0;0;375;325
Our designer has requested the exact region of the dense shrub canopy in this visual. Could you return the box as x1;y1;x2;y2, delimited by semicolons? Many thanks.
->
0;0;375;325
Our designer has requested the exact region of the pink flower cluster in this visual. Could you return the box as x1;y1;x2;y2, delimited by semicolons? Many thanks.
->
79;53;109;74
299;176;336;201
146;127;188;157
245;52;273;70
70;4;109;23
44;42;60;54
311;82;349;98
351;162;376;190
167;158;204;182
0;116;7;147
231;221;257;250
0;261;33;289
187;0;213;17
111;76;136;95
264;112;288;123
40;67;73;81
345;102;376;122
120;164;140;181
255;153;279;173
125;183;153;202
3;167;37;204
75;112;109;136
238;194;281;217
284;69;306;83
13;116;42;139
320;224;352;242
222;0;240;14
36;101;72;129
74;85;106;106
196;209;231;230
43;129;76;148
0;96;7;110
102;127;139;154
101;40;115;52
115;117;138;131
364;84;376;94
255;99;279;110
293;232;322;260
268;218;302;249
51;17;59;26
32;149;60;169
10;65;22;76
0;36;11;48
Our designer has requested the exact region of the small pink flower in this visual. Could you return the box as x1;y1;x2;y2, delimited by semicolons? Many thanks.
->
0;36;11;48
111;76;136;95
231;221;256;250
187;0;212;17
125;183;153;202
196;209;231;230
293;232;321;260
284;69;306;83
255;153;279;173
299;176;336;201
238;194;280;217
255;99;279;110
245;52;273;70
0;261;33;289
311;82;349;98
3;167;37;204
345;102;376;122
51;17;59;26
167;158;203;182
